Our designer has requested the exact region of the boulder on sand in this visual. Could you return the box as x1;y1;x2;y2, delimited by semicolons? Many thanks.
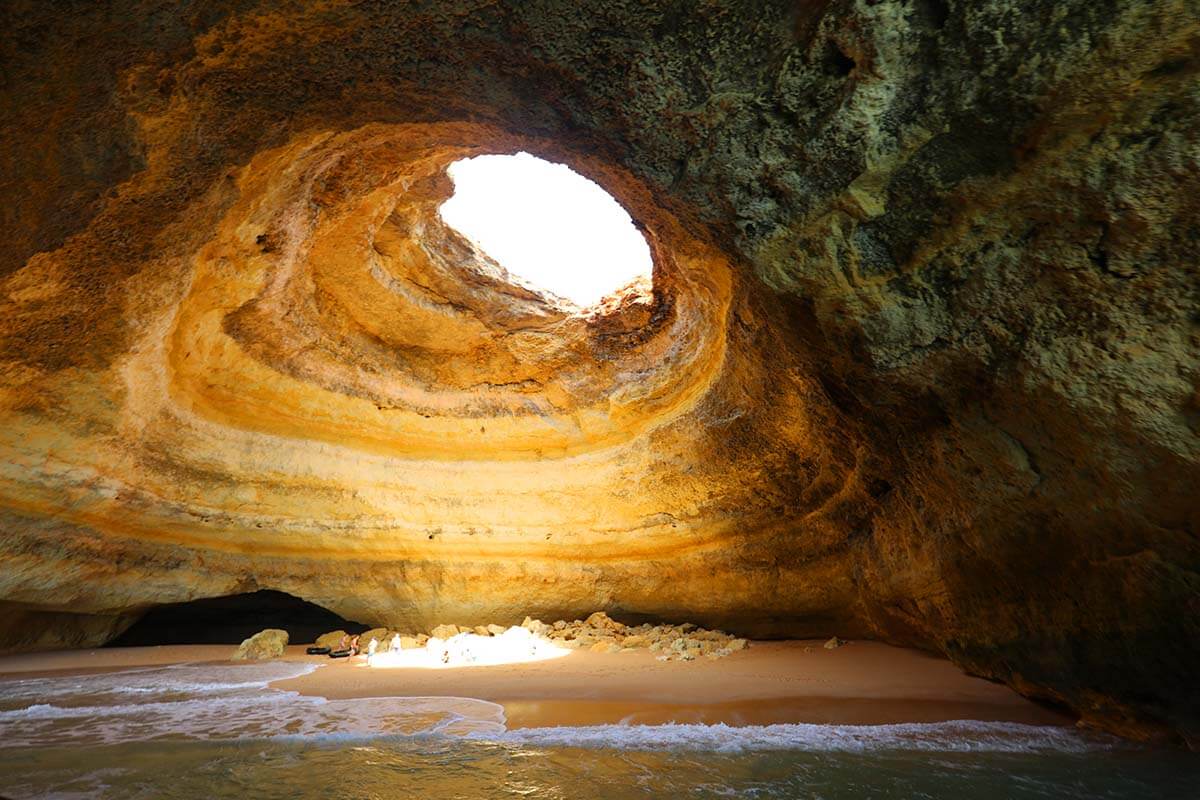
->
232;628;289;660
315;629;347;649
430;623;460;639
358;627;391;651
585;611;625;631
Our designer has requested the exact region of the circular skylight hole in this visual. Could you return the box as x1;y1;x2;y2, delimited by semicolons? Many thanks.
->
439;152;653;308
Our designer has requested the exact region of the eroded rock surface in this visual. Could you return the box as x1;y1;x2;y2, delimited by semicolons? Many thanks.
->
231;629;289;661
0;1;1197;743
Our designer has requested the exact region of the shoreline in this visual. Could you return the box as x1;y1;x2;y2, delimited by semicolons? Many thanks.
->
0;640;1074;730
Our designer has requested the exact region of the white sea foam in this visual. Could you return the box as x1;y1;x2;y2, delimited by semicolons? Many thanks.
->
0;664;1117;754
0;661;318;702
0;663;504;748
478;720;1118;754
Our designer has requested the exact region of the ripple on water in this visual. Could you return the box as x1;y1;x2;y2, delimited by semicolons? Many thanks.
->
0;662;505;747
2;664;1194;800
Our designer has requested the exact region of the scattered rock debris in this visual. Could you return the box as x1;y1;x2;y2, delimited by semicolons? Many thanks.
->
316;612;750;663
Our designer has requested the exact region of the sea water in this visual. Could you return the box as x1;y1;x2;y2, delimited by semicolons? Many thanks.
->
0;663;1195;799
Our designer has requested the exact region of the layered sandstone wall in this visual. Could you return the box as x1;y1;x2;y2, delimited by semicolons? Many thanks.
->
0;0;1196;743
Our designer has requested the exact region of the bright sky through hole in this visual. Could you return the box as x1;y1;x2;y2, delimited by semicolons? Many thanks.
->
440;152;653;307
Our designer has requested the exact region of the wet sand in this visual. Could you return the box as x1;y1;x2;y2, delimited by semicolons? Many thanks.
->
0;638;1070;734
0;640;1072;729
276;640;1072;728
0;644;240;674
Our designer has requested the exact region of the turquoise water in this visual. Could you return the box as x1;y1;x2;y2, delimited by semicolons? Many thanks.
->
1;663;1196;799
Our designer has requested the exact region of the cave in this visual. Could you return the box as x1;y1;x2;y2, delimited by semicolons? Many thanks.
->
107;591;369;647
0;0;1196;762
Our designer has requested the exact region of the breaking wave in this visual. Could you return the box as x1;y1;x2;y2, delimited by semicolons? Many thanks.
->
478;719;1117;753
0;663;1119;754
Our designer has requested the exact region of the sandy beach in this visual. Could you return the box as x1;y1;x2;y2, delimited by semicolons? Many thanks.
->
0;640;1072;729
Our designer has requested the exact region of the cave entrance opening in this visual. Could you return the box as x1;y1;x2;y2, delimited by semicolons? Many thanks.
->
439;152;653;308
106;590;369;647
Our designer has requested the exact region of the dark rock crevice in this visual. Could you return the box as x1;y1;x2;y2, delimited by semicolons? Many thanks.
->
108;591;369;647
